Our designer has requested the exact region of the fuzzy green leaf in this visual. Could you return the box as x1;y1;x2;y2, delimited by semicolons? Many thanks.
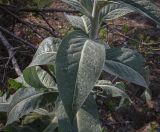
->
6;88;58;125
30;37;61;67
56;95;101;132
56;30;105;121
96;80;131;106
100;2;134;22
66;14;91;34
104;48;149;88
76;95;101;132
23;37;60;89
62;0;93;17
23;66;57;90
115;0;160;25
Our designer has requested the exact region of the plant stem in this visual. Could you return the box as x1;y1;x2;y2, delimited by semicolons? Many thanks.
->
90;0;100;40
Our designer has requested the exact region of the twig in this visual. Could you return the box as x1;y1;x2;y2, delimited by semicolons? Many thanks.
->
107;24;160;47
18;7;79;13
0;31;22;76
0;4;79;13
0;26;37;49
0;6;53;37
0;6;50;38
38;12;58;37
105;24;140;44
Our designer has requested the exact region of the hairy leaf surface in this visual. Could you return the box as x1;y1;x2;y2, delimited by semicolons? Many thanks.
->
114;0;160;25
23;66;57;89
96;80;131;106
6;88;58;125
100;2;134;22
56;30;105;121
23;37;60;89
104;48;149;88
0;94;13;112
30;37;60;67
56;95;101;132
62;0;93;17
76;95;101;132
43;117;58;132
66;14;91;34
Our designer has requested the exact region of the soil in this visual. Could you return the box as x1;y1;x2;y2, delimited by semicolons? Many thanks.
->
0;1;160;132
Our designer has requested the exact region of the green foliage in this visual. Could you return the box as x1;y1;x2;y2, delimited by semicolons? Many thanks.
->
1;0;160;131
56;30;105;121
122;24;129;33
99;28;108;40
96;80;132;107
104;48;149;88
8;79;22;93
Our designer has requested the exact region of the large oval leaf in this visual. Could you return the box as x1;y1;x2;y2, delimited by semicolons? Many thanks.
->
6;88;58;125
115;0;160;25
23;37;60;89
62;0;93;17
30;37;61;67
56;30;105;121
56;95;101;132
104;48;149;88
100;2;134;22
76;95;101;132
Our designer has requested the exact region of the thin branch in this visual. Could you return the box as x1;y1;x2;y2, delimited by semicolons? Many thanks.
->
0;5;56;37
0;31;22;76
0;4;79;13
0;6;44;39
0;26;37;49
105;24;140;44
18;7;79;13
38;12;58;37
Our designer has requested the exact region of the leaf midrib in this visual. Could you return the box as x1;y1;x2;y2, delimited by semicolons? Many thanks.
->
71;40;88;116
8;91;54;115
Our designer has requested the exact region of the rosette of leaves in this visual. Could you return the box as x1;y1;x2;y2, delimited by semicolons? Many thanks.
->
0;0;160;131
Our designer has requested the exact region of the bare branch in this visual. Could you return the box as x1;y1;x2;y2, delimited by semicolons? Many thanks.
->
0;31;22;76
0;5;57;37
0;4;79;13
0;26;37;49
17;7;79;14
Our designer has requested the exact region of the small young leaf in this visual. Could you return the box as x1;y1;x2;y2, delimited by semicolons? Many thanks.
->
8;79;22;91
65;14;91;34
95;80;132;106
